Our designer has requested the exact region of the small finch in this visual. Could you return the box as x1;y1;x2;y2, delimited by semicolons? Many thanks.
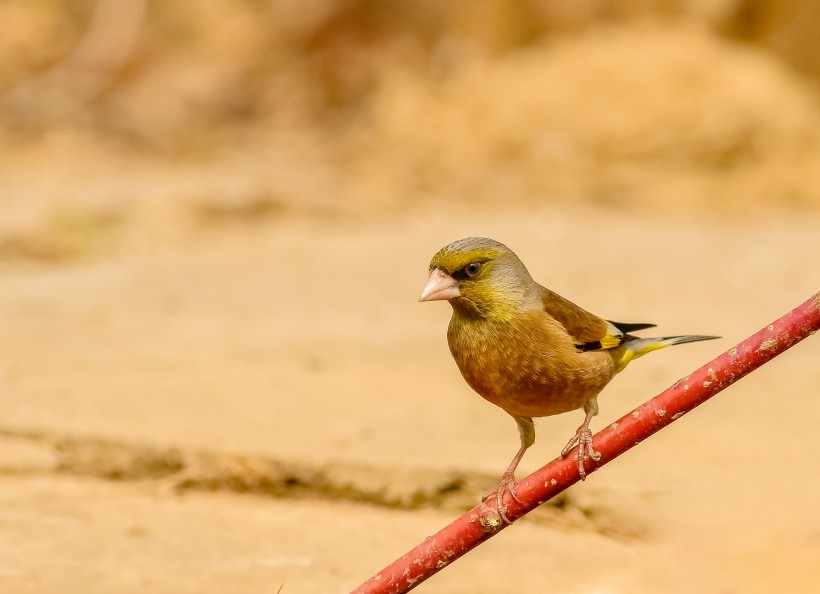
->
419;237;717;518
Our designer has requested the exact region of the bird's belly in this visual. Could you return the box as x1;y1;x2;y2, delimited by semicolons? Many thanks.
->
467;364;605;418
448;322;615;418
495;383;592;417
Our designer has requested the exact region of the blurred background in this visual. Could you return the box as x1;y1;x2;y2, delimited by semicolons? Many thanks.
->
1;1;819;593
2;0;820;231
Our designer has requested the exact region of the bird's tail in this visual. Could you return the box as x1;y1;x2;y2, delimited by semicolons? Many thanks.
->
614;334;719;373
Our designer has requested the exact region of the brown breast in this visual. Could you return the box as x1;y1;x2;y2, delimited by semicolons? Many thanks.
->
447;309;616;418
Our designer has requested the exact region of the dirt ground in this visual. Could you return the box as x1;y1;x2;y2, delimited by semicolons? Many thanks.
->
2;5;820;594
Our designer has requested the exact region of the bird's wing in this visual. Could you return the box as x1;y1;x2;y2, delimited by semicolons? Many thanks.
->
539;287;654;352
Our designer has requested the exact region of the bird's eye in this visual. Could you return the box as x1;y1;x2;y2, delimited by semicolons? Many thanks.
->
465;262;481;277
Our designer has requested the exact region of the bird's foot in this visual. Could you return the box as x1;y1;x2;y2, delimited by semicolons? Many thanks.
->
481;471;522;524
560;427;601;480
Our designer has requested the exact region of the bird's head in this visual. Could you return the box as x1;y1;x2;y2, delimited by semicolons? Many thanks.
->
419;237;536;321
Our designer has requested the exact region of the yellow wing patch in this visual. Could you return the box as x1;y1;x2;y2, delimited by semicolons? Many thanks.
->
600;321;626;349
575;321;625;352
599;332;623;349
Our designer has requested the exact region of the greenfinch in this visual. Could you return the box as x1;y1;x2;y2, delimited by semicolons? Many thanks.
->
419;237;717;515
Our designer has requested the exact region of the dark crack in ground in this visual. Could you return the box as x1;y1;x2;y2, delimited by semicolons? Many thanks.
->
0;427;641;540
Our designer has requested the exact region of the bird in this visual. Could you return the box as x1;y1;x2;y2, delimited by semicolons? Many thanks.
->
419;237;718;519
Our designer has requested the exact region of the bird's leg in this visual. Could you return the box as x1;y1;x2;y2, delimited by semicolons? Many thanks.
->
482;416;534;524
560;398;600;480
483;445;526;507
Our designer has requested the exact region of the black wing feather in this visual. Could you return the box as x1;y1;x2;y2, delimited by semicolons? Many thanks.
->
607;321;657;334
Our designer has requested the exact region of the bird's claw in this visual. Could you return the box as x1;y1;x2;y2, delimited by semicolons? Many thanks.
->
481;471;521;524
560;427;600;480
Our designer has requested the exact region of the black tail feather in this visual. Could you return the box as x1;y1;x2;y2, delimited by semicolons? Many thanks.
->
660;334;721;346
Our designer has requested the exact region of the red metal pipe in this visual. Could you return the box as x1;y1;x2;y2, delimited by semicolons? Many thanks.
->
350;291;820;594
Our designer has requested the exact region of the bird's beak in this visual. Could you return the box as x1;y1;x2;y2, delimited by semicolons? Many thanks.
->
419;268;461;302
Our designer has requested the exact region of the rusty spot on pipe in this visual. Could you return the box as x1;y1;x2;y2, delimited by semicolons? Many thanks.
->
758;338;778;352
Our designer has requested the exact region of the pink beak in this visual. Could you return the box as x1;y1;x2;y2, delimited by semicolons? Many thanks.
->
419;268;461;302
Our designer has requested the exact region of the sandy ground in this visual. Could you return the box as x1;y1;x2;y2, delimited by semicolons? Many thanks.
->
1;199;819;593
